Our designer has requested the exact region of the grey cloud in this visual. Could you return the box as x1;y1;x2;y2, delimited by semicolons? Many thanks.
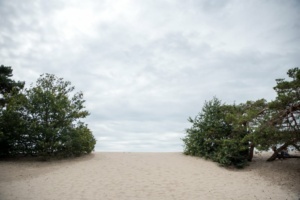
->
1;0;300;151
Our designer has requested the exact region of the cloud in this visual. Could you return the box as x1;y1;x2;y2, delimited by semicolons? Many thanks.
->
1;0;300;151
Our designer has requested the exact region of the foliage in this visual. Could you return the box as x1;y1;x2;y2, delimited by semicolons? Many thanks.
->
252;68;300;159
183;67;300;166
0;65;24;106
0;73;96;158
183;68;300;167
183;97;249;168
0;65;24;156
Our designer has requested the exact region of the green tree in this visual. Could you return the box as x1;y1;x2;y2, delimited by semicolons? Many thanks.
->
0;65;25;156
227;99;269;161
183;68;300;166
0;74;96;157
183;97;249;168
0;65;24;106
251;68;300;161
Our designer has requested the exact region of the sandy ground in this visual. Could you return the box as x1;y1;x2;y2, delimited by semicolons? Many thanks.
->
0;152;299;200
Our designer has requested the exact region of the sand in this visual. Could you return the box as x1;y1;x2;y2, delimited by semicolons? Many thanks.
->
0;152;299;200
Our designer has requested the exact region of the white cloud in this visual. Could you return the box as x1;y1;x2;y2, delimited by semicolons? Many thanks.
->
1;0;300;151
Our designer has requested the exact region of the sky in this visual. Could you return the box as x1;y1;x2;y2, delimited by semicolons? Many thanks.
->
1;0;300;152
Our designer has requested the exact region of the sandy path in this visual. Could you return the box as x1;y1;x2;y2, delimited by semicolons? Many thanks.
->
0;152;299;200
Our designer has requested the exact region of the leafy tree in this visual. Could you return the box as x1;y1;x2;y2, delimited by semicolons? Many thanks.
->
183;97;249;168
0;65;24;156
0;74;96;157
250;68;300;161
183;68;300;166
0;65;24;106
228;99;269;161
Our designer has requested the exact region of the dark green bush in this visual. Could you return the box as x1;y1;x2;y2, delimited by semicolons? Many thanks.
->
0;74;96;158
183;97;249;168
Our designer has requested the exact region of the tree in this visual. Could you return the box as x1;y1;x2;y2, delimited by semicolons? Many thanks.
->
251;68;300;161
0;74;96;157
0;65;24;106
224;99;269;162
183;97;249;168
183;68;300;166
221;68;300;162
0;65;25;156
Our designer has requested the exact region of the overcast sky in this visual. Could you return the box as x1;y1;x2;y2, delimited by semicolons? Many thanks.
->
1;0;300;152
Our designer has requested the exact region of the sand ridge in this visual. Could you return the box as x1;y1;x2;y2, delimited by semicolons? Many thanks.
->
0;152;299;200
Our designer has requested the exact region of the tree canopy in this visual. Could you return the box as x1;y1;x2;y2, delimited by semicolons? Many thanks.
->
183;68;300;168
183;97;249;168
251;68;300;160
0;73;96;158
0;65;24;106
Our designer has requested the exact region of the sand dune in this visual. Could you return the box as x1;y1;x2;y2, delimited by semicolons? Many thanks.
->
0;152;299;200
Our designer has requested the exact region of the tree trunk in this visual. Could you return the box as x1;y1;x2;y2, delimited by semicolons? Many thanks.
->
248;143;255;161
288;155;300;158
267;151;279;161
267;143;290;161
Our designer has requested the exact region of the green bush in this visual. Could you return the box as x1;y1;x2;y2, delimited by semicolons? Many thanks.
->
183;97;249;168
0;74;96;158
